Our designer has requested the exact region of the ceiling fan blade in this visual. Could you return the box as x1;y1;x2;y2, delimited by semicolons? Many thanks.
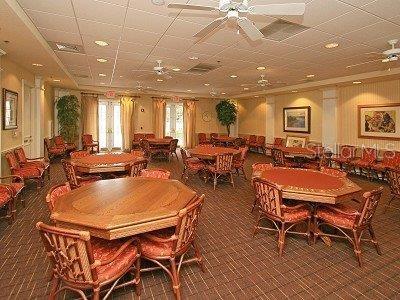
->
248;3;306;16
194;16;228;38
167;3;218;11
346;59;383;68
237;18;263;41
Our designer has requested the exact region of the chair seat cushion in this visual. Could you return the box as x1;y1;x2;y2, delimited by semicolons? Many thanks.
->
49;147;65;154
140;169;170;179
282;205;311;223
10;182;24;196
331;157;350;163
0;191;12;206
65;144;77;151
92;238;138;283
316;204;357;229
14;167;43;178
351;159;372;168
372;163;394;172
140;228;175;258
187;161;205;170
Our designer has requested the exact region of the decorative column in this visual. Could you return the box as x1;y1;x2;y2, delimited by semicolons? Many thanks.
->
32;76;45;157
265;96;275;144
0;49;5;174
321;88;339;153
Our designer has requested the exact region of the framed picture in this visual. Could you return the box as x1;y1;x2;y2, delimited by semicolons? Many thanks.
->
358;103;400;140
2;89;18;130
286;135;307;148
283;106;311;134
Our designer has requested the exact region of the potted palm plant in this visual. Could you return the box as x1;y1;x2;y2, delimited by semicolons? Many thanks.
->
56;94;80;143
215;99;237;136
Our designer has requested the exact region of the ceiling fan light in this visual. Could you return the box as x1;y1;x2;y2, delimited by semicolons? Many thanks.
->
204;83;210;86
32;63;43;67
157;78;163;82
257;66;266;70
94;40;109;47
189;56;199;60
97;58;108;63
230;75;238;78
172;68;181;71
353;81;362;84
306;74;315;78
325;42;339;49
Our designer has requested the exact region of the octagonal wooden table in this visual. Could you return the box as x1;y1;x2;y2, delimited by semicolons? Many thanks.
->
51;177;197;240
258;167;362;204
71;152;144;174
189;146;240;160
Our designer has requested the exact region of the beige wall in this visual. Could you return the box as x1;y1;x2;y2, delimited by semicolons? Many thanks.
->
338;79;400;150
43;82;54;137
274;90;323;142
195;98;226;135
237;98;266;136
134;94;154;133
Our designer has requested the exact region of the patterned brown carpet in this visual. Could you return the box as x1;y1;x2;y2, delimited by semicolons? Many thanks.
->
0;152;399;299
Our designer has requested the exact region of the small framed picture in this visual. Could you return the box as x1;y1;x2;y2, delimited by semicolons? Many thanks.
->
358;103;400;140
283;106;311;134
2;89;18;130
286;135;307;148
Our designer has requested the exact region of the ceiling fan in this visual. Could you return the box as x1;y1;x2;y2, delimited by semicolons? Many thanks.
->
241;74;286;88
134;81;156;92
134;60;173;80
346;39;400;69
167;0;306;41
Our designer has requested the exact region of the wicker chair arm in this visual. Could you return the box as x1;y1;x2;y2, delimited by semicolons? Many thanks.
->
328;205;360;216
0;175;24;182
97;238;137;267
141;233;178;243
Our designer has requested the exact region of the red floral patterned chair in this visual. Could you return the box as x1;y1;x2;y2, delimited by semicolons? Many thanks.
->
314;187;383;267
44;137;66;160
70;150;90;159
61;159;101;189
145;133;156;139
139;195;205;299
180;148;205;182
54;135;77;153
249;136;266;154
271;148;297;168
266;137;285;150
160;139;179;162
198;133;209;145
349;147;377;179
132;133;145;150
36;222;141;299
4;151;44;189
252;177;311;256
331;145;356;170
82;134;99;153
0;184;16;223
320;167;347;177
232;147;248;179
131;150;145;157
206;153;234;190
129;159;148;177
45;182;71;214
0;175;25;207
386;168;400;211
140;168;171;179
247;135;257;147
14;147;50;180
371;150;400;180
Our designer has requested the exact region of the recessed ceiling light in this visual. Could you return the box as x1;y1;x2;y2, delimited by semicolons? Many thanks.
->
257;66;266;70
94;40;109;47
100;82;105;85
151;0;165;5
172;68;181;71
97;58;108;63
292;90;298;93
221;92;226;95
119;75;123;78
325;42;339;49
230;75;238;78
243;87;249;90
32;63;43;67
187;89;192;92
188;56;199;60
204;83;210;86
53;79;60;82
353;81;362;84
99;73;106;77
306;74;315;78
157;78;163;82
254;95;259;98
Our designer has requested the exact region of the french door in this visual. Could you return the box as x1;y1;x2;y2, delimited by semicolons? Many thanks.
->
165;103;184;146
98;100;122;151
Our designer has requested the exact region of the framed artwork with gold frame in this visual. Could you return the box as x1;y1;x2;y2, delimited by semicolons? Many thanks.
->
2;89;18;130
283;106;311;134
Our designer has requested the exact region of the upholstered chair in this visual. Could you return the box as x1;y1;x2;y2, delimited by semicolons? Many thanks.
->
139;139;153;159
250;163;273;212
0;184;16;223
145;133;156;139
161;139;179;162
61;159;101;189
320;167;347;177
4;151;44;189
232;147;248;179
271;148;296;168
82;134;99;153
140;168;171;179
45;182;71;214
249;136;266;154
54;135;77;152
130;150;145;157
247;135;256;147
314;187;384;267
36;222;141;299
233;137;246;149
129;159;148;177
371;150;400;180
252;177;311;256
180;148;205;183
132;133;145;150
139;195;205;300
44;137;66;160
331;145;356;170
198;133;209;145
14;146;50;179
0;175;25;207
205;153;234;190
70;150;90;159
386;168;400;211
349;147;377;179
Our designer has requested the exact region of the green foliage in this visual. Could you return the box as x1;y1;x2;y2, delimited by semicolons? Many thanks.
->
215;99;237;135
56;95;80;143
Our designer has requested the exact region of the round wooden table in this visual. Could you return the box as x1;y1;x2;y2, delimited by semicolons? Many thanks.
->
189;146;240;160
147;138;172;147
213;136;235;146
71;152;144;174
51;177;197;240
258;167;361;204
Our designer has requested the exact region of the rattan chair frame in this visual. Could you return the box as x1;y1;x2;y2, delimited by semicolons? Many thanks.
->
0;183;16;223
14;146;50;180
180;148;205;183
205;153;234;190
129;159;148;177
385;168;400;211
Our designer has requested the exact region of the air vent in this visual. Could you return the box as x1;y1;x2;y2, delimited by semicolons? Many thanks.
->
48;41;85;54
187;63;220;74
260;20;308;42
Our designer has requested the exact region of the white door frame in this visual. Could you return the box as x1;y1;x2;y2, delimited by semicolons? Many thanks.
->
98;99;122;151
21;80;34;156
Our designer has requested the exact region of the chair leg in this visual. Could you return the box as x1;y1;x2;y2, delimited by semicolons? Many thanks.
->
251;198;257;213
352;230;363;267
253;214;262;237
313;217;319;244
306;217;312;245
213;173;217;190
134;256;142;296
49;276;60;300
92;288;100;300
230;172;235;188
192;241;205;272
169;258;182;300
278;223;286;257
242;167;247;180
368;225;382;255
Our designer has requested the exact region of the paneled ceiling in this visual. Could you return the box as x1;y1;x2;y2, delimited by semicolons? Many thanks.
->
12;0;400;96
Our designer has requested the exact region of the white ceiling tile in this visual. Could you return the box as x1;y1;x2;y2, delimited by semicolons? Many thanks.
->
118;41;154;55
339;0;376;7
122;27;161;46
56;51;88;66
17;0;75;17
166;19;205;39
128;1;179;17
39;28;82;45
341;21;400;43
125;9;174;34
362;0;400;19
77;19;123;40
25;9;79;33
117;51;148;61
283;29;334;48
157;35;195;51
390;14;400;25
81;35;119;51
72;0;126;26
186;42;227;56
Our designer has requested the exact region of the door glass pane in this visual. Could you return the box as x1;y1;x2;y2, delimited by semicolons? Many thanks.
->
113;104;122;149
98;103;107;149
175;104;184;146
165;105;171;137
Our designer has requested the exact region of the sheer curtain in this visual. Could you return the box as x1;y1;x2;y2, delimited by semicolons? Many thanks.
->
120;96;135;151
184;100;196;148
81;94;99;140
153;98;166;138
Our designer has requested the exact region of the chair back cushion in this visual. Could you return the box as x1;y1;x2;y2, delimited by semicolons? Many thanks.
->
70;150;90;159
61;159;79;187
256;136;265;144
215;153;233;172
5;151;20;170
274;138;285;147
198;133;207;143
46;183;71;212
82;134;93;145
129;159;148;177
14;147;27;163
253;178;283;219
133;133;145;141
340;145;355;159
361;147;377;163
140;168;171;179
356;187;383;228
382;150;398;166
54;135;65;146
145;133;155;139
248;135;257;143
271;148;285;166
387;169;400;197
36;222;96;284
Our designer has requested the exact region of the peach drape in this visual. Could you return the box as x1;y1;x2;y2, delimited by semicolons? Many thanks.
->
120;96;135;151
153;98;166;138
184;100;196;148
81;94;99;140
